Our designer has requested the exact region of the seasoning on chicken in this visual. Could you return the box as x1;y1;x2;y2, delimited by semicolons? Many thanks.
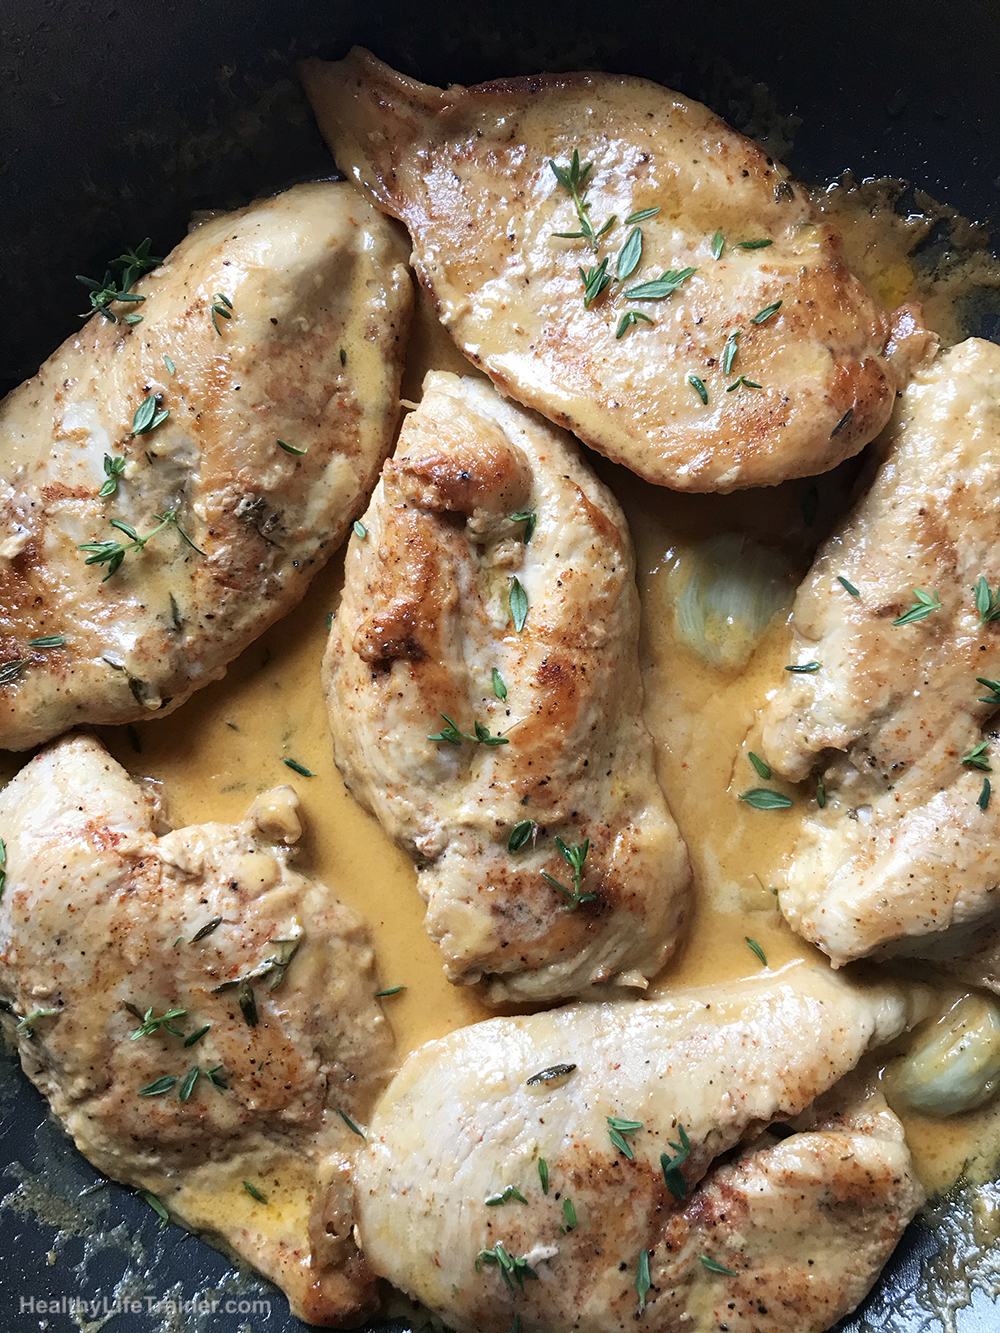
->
0;182;412;751
324;371;690;1002
0;735;396;1327
758;337;1000;967
301;48;915;494
354;964;927;1333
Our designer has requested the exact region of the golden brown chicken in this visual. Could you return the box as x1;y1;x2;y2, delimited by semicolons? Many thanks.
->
0;734;396;1326
324;371;690;1002
302;48;911;493
0;182;411;751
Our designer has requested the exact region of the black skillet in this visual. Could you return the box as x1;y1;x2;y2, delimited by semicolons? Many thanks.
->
2;1;1000;1328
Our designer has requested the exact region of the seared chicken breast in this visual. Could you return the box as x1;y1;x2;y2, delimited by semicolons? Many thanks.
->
301;48;907;493
758;338;1000;967
0;735;396;1326
0;183;411;751
324;371;690;1002
354;965;926;1333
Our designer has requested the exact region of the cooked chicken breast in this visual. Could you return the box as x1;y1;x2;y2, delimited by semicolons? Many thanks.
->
0;182;411;751
301;48;908;493
354;965;927;1333
324;371;690;1002
0;735;396;1327
758;338;1000;967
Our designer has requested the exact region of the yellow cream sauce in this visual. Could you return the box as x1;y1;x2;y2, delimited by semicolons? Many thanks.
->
3;178;1000;1286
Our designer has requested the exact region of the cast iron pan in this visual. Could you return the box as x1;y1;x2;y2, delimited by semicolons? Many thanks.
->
2;1;1000;1329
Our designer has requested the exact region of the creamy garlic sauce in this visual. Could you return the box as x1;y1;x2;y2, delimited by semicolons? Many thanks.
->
3;178;1000;1322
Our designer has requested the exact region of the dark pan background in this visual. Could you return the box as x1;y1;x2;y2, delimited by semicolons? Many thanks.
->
2;0;999;1329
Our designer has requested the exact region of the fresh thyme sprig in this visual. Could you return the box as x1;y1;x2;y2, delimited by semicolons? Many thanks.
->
550;151;615;252
78;509;204;580
579;257;612;308
475;1242;538;1294
77;239;162;323
129;1005;187;1039
607;1115;643;1159
211;292;233;335
98;454;127;497
486;1185;528;1207
428;713;510;747
974;577;1000;626
962;741;992;772
893;588;942;626
625;267;696;301
16;1008;60;1038
542;837;594;908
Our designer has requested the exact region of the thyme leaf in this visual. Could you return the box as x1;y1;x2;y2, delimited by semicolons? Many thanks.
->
486;1185;528;1207
785;661;820;673
607;1114;642;1159
283;758;315;776
16;1008;60;1038
615;309;654;339
616;226;643;281
750;300;782;324
736;238;772;249
211;292;233;335
962;741;992;772
374;985;406;996
981;778;992;810
130;1005;188;1040
739;788;793;810
838;575;860;597
428;713;509;746
625;267;697;300
0;660;27;685
337;1108;366;1138
508;819;536;852
538;1158;549;1193
243;1181;268;1204
29;635;66;648
745;937;767;966
190;916;223;943
277;439;307;456
748;752;771;779
132;394;169;436
353;520;367;539
493;667;508;701
525;1062;577;1087
624;207;660;225
700;1256;738;1275
711;230;725;260
660;1124;690;1199
99;454;127;497
893;588;942;626
509;577;529;633
579;256;612;307
722;332;741;376
509;510;537;543
974;576;1000;626
178;1066;200;1101
636;1248;651;1310
138;1075;178;1097
977;677;1000;707
688;374;708;405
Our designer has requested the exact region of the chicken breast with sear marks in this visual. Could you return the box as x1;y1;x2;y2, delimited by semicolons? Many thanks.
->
0;182;411;751
0;734;396;1327
301;48;915;493
758;338;1000;969
324;371;690;1002
354;965;927;1333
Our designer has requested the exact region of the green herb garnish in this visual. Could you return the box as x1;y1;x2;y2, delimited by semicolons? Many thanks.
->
190;916;223;943
0;837;6;899
962;741;992;771
750;300;782;324
745;937;767;966
748;752;771;780
164;354;176;375
16;1008;60;1038
29;635;66;648
711;230;725;260
550;151;614;251
183;1025;211;1047
636;1248;651;1310
337;1108;366;1138
0;660;27;685
130;1005;187;1040
508;819;536;852
616;227;643;281
538;1158;549;1194
722;332;741;376
278;439;307;456
893;588;942;626
817;774;826;808
974;577;1000;626
561;1197;577;1230
977;677;1000;707
475;1242;538;1294
493;667;508;701
78;508;203;580
543;838;594;909
243;1181;268;1204
607;1115;642;1159
428;713;509;746
353;520;367;539
283;758;315;776
660;1124;690;1199
526;1062;577;1086
726;376;762;392
486;1185;528;1207
509;577;529;632
98;454;127;497
206;1064;228;1090
238;979;258;1027
579;256;612;307
625;267;697;301
739;788;793;810
737;238;772;250
981;778;992;810
700;1255;737;1275
140;1190;170;1227
616;309;655;339
132;394;169;436
624;207;661;225
138;1075;179;1097
211;292;233;335
688;374;708;405
510;510;537;543
838;576;860;597
178;1066;200;1102
375;985;406;997
830;407;854;437
785;661;820;673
